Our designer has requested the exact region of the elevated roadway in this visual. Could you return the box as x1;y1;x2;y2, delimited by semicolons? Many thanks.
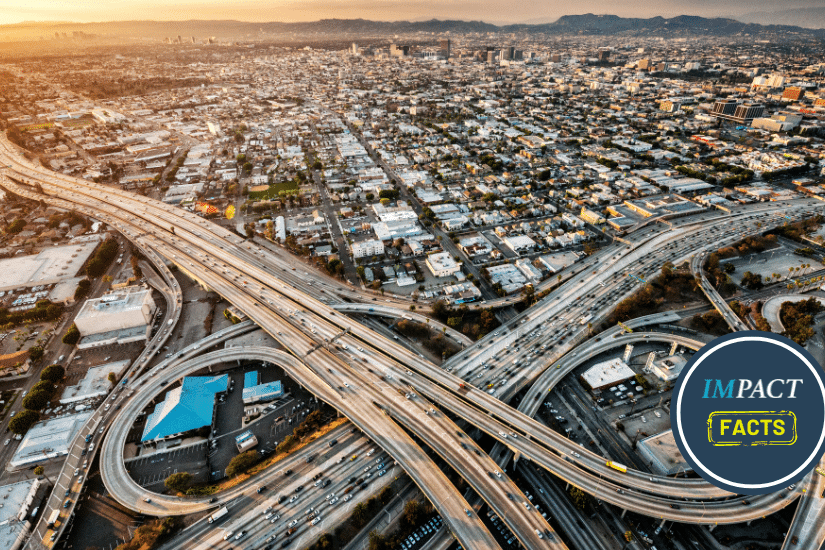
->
2;136;821;548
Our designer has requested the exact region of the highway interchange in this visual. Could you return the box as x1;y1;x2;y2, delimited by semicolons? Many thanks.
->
2;133;825;550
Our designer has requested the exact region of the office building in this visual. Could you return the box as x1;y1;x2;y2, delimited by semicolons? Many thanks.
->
74;286;156;346
439;39;450;59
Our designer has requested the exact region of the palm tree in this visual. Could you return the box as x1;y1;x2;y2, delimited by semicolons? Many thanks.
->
33;466;51;485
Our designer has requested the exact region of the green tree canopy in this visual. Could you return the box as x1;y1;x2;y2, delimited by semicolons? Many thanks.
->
226;450;260;477
40;364;65;382
164;472;193;493
9;410;39;435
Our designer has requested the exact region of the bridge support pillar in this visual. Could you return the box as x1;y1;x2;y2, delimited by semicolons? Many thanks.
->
670;341;678;356
513;450;521;465
621;509;627;519
708;524;717;532
659;518;667;529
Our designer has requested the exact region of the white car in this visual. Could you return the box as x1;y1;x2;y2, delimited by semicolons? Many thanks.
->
311;517;321;525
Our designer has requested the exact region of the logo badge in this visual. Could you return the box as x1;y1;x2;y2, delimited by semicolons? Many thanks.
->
671;331;825;494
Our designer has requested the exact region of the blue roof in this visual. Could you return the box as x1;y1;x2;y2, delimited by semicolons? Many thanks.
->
244;371;259;388
141;374;228;441
242;380;283;403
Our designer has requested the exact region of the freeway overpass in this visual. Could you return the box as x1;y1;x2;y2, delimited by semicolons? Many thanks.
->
2;135;822;549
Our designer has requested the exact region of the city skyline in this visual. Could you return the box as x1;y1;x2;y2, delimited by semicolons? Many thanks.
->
1;0;825;26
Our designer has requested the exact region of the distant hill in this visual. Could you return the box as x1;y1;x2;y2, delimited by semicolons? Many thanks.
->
736;8;825;30
0;14;823;43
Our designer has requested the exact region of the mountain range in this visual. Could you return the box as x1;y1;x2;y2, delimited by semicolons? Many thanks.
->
1;14;824;43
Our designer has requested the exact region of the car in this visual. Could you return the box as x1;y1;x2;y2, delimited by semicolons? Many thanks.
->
284;469;293;476
63;499;71;508
464;508;472;517
343;495;352;502
143;498;152;503
288;519;298;528
329;497;339;505
73;468;80;477
234;531;246;540
289;495;298;503
270;514;280;522
3;439;8;446
257;485;267;494
223;531;234;541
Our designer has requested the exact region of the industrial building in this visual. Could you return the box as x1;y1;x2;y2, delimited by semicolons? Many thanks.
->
581;358;636;391
0;238;102;293
636;430;692;476
59;360;130;404
9;412;93;470
242;371;283;404
141;374;228;442
74;286;157;349
0;479;44;550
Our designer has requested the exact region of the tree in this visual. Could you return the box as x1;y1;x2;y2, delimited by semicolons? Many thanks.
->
9;410;39;435
40;364;65;382
226;450;260;477
28;346;44;362
62;324;80;346
164;472;193;493
23;390;50;411
74;279;92;301
33;465;50;484
108;372;118;386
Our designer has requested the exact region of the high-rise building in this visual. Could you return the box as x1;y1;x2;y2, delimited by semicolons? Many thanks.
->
439;39;451;59
351;42;359;55
711;99;739;117
637;58;651;70
598;50;610;62
732;103;765;122
782;87;803;101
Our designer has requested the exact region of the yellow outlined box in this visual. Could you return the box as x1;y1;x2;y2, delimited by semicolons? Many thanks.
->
707;411;797;447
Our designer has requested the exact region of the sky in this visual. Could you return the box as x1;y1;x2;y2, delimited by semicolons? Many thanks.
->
0;0;823;26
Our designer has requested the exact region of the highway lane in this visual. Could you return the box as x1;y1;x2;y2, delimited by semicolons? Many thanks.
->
4;137;816;536
101;345;508;550
0;170;800;524
29;234;186;548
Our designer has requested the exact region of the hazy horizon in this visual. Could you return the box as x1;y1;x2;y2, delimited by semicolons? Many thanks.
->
1;0;825;27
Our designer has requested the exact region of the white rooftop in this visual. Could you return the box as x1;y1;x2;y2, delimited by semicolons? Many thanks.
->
9;412;93;469
581;358;636;389
0;239;101;292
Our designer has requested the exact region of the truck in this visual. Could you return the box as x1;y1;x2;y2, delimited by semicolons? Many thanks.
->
579;314;593;326
606;461;627;473
208;507;229;524
47;509;60;527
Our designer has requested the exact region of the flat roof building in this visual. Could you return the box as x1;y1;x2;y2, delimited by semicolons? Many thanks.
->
0;479;43;550
242;371;283;404
9;412;93;470
425;252;462;278
0;238;102;292
74;286;156;338
581;358;636;391
59;360;130;404
637;429;692;476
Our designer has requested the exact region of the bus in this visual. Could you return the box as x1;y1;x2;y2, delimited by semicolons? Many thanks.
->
606;461;627;473
47;509;60;527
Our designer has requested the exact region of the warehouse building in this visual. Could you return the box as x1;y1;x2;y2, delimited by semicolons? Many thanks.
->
0;479;44;550
9;412;93;470
0;238;102;293
141;374;228;442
